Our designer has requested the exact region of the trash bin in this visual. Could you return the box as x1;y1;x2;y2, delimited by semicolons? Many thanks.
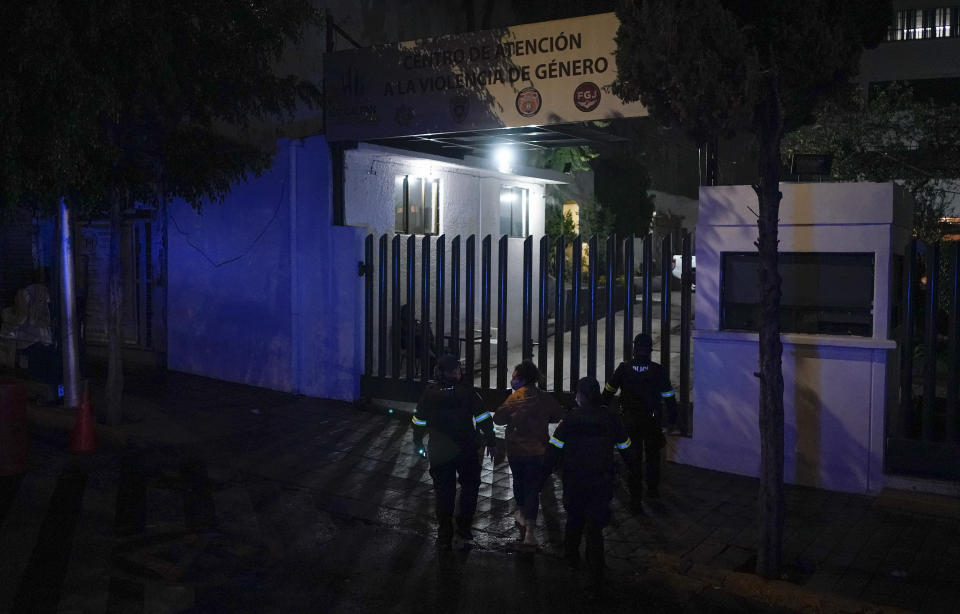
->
0;380;28;476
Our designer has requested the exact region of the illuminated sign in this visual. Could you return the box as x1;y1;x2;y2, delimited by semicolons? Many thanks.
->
324;12;647;141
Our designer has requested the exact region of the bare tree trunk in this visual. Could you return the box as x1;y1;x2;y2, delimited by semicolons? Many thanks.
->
105;194;124;425
754;89;785;579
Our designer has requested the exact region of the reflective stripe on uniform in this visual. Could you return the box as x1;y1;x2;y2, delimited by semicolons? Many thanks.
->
473;411;491;424
604;383;616;393
549;436;565;449
616;437;632;450
411;416;427;426
661;390;675;398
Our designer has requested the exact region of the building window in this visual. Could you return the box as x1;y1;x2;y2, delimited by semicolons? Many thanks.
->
721;252;875;337
888;7;958;40
499;186;529;238
394;175;438;235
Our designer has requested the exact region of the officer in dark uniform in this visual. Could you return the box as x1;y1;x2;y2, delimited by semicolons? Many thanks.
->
601;333;678;511
545;377;635;598
412;354;498;550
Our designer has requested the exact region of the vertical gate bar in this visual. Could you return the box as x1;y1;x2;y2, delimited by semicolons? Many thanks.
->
947;243;959;443
497;235;509;390
465;236;476;380
378;235;388;377
679;231;692;433
391;235;401;380
421;236;432;382
587;236;598;380
554;237;566;392
570;235;582;387
436;235;446;357
406;236;416;382
605;235;616;379
900;239;916;438
481;235;492;390
522;236;533;361
923;242;939;441
642;234;653;336
364;235;374;375
538;237;549;386
660;234;672;371
451;236;461;359
623;236;634;362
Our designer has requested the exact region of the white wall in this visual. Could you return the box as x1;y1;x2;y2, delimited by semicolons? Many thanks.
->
672;182;914;494
167;137;365;401
344;145;547;238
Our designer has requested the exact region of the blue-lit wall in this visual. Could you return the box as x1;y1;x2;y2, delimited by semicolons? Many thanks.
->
167;136;365;400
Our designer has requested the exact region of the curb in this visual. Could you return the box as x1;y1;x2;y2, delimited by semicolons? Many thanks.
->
621;552;912;614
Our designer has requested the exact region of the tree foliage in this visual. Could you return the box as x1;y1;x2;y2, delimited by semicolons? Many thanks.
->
784;83;960;244
1;0;322;424
576;202;616;240
613;0;890;578
591;154;655;237
545;206;577;243
525;146;598;173
0;0;322;217
614;0;890;143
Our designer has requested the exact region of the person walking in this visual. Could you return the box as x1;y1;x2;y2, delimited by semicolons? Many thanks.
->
545;377;635;598
601;333;678;512
493;360;563;547
412;354;498;551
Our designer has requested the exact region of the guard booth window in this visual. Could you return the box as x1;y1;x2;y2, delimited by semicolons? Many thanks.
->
394;175;438;235
721;252;875;336
500;186;528;238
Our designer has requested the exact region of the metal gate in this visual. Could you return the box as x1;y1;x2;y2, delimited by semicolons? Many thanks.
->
360;231;695;428
888;239;960;480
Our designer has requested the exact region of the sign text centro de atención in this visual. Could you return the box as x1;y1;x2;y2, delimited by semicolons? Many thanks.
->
324;12;648;141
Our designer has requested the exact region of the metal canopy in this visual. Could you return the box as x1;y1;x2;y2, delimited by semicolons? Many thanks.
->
370;122;630;159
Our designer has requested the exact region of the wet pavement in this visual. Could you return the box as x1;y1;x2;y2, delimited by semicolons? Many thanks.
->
1;370;958;613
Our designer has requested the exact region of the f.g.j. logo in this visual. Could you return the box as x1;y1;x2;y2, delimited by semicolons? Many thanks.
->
515;87;542;118
574;82;601;112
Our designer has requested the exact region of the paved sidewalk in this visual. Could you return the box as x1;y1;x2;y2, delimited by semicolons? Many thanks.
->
2;370;958;613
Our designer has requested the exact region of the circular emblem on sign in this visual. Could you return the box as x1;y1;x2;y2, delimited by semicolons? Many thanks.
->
515;87;542;118
574;82;601;112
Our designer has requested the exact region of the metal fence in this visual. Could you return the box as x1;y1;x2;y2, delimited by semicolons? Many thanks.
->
360;231;694;423
889;239;960;480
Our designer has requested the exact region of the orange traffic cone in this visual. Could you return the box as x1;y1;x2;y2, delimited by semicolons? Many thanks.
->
70;386;97;455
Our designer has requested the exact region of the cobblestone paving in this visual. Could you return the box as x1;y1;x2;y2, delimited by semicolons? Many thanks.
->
1;371;957;613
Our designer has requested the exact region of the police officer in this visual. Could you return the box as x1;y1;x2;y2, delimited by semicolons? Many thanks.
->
412;354;498;550
602;333;678;511
545;377;635;598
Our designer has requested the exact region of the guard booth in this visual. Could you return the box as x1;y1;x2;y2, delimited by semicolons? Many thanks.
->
672;182;913;494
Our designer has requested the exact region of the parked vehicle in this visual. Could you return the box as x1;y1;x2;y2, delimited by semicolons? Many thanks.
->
671;255;696;290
